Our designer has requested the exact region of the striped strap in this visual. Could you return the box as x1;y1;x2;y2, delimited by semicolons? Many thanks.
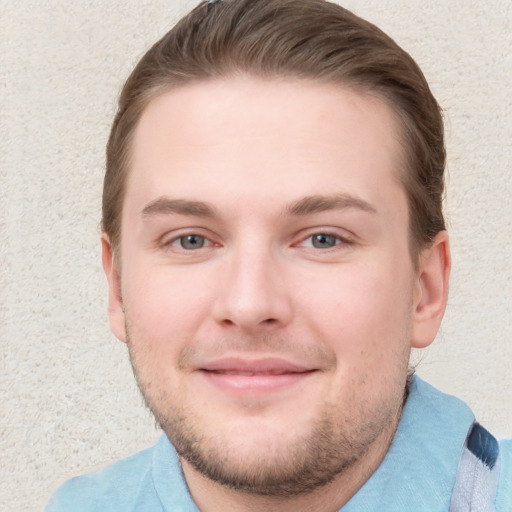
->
450;422;500;512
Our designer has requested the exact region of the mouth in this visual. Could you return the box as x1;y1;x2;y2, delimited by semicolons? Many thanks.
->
197;357;317;394
208;369;303;376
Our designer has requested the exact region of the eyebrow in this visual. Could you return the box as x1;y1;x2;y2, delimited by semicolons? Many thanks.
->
141;193;377;220
141;197;218;218
285;193;377;216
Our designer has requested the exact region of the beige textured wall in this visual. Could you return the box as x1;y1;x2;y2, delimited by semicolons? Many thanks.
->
1;1;511;510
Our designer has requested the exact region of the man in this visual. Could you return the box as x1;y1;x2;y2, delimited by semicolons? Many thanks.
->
46;0;511;510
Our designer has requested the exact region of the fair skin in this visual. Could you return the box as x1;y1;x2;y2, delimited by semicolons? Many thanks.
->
102;78;450;511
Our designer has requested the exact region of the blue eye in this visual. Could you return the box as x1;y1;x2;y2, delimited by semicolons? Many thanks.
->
311;233;339;248
178;235;206;250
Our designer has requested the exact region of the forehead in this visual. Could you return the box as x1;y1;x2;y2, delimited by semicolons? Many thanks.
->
126;77;406;219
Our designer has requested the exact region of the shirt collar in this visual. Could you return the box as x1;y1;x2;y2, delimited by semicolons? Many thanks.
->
342;376;475;511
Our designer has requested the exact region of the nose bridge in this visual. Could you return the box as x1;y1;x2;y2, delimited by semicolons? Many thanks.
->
213;237;292;330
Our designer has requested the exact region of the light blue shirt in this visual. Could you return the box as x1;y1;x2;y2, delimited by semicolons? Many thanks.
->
45;377;512;511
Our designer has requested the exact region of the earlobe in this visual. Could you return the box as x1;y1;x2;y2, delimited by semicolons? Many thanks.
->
101;235;127;343
411;231;451;349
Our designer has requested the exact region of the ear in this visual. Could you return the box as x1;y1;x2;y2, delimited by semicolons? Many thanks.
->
101;235;127;343
411;231;451;349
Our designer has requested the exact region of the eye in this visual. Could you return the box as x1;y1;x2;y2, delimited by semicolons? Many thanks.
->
310;233;340;249
176;234;207;250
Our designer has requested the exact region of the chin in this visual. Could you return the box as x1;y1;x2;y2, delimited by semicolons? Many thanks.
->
151;394;397;497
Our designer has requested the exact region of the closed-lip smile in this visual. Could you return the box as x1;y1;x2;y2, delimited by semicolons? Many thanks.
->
197;357;317;394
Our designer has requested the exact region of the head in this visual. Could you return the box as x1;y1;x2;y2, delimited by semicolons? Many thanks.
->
101;0;450;504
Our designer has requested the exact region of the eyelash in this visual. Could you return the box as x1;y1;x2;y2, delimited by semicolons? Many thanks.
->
161;233;215;251
297;232;352;250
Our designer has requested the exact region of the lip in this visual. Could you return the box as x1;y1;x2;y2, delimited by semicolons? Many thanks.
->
197;357;317;394
200;357;312;374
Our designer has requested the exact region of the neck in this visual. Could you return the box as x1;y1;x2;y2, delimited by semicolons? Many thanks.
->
181;404;402;512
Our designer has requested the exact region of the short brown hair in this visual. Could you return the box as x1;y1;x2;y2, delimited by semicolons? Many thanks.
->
103;0;445;259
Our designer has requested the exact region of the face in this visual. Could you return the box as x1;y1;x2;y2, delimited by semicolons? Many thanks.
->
104;78;446;496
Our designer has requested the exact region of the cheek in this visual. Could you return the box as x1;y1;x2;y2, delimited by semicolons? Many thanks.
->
123;259;211;324
298;261;413;365
121;263;216;371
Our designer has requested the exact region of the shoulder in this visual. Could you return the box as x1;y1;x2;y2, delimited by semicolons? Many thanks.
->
496;438;512;511
45;444;158;512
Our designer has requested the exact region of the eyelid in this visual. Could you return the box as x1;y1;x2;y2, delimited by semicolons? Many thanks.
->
173;234;212;250
300;235;346;249
294;228;355;248
158;228;220;251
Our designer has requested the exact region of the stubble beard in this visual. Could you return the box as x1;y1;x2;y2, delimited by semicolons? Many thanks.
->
154;399;400;497
126;327;407;498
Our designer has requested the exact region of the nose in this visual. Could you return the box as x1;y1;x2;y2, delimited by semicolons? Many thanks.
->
212;245;293;332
